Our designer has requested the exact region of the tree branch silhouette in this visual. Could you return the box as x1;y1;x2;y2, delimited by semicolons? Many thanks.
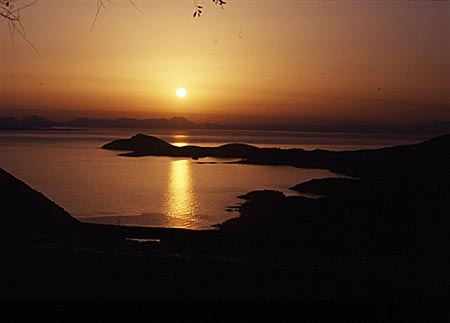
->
1;0;227;48
193;0;226;18
1;0;39;50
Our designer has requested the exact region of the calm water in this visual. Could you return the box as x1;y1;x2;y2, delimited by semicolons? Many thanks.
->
0;128;424;229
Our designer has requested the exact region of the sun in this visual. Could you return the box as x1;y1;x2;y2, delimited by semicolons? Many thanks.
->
176;88;188;98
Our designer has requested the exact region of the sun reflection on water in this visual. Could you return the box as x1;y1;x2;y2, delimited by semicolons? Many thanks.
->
164;159;198;228
172;142;188;147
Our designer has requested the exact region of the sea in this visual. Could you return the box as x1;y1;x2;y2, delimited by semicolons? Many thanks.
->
0;128;426;229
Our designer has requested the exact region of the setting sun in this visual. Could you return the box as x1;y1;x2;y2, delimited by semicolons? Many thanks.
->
176;88;187;99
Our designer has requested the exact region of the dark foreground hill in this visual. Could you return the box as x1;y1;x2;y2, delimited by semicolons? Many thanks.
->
0;168;80;235
216;134;450;258
1;134;450;306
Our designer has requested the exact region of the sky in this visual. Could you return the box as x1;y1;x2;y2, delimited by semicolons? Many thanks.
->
1;0;449;125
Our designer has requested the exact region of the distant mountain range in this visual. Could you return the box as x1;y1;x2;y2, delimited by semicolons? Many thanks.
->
0;116;204;130
1;115;450;134
0;116;60;130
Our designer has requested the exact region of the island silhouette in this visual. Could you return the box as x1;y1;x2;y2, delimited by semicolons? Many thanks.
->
102;132;450;180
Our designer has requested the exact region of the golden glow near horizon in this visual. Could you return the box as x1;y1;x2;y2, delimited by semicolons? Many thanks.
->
1;2;449;124
176;88;188;99
172;134;188;147
164;159;198;228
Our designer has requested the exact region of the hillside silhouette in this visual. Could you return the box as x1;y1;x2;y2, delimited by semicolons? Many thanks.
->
215;134;450;261
1;133;450;302
0;168;80;236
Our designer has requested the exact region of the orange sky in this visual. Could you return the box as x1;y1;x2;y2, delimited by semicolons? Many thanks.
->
1;0;449;125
